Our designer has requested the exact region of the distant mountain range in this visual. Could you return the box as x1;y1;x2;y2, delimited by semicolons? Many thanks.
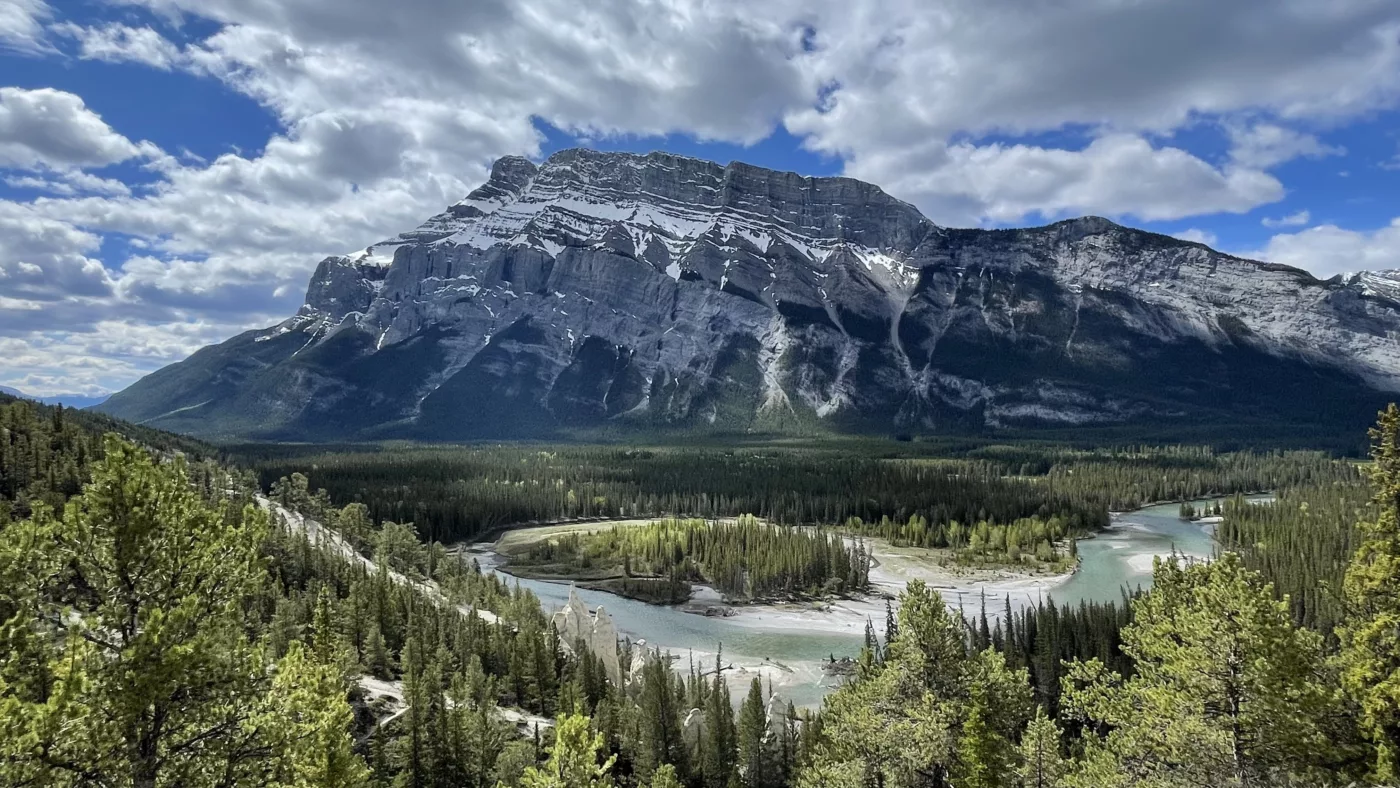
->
0;385;109;410
97;148;1400;441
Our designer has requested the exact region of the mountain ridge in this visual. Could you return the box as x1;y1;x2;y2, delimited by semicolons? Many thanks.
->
0;385;111;410
97;148;1400;441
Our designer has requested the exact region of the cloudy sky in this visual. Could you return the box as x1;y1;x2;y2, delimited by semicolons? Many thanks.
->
2;0;1400;398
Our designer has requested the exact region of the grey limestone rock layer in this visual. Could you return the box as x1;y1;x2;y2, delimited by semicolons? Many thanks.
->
98;148;1400;440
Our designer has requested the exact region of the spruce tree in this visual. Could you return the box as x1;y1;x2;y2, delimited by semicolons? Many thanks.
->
737;677;771;788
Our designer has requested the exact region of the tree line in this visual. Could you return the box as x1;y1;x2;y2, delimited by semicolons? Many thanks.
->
0;391;223;522
512;515;871;601
0;401;572;786
1215;482;1368;636
469;409;1400;788
839;513;1077;570
240;442;1354;556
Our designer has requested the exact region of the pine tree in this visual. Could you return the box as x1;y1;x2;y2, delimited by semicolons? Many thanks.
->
339;501;376;553
262;641;371;788
857;617;881;680
977;596;993;652
398;633;429;788
520;713;617;788
371;724;391;787
1015;708;1064;788
776;701;799;788
364;622;392;678
494;739;542;788
1064;553;1340;787
451;656;507;788
1338;403;1400;781
798;581;1030;788
886;580;967;698
266;595;304;661
650;763;683;788
423;645;453;788
558;674;586;717
311;585;339;664
0;436;276;786
637;656;688;782
702;653;737;788
954;683;1012;788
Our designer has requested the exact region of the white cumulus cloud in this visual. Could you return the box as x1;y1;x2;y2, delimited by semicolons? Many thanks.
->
1262;210;1312;228
1173;228;1219;246
848;135;1283;226
0;87;147;170
51;22;184;69
3;0;1400;393
1227;124;1344;170
1251;218;1400;278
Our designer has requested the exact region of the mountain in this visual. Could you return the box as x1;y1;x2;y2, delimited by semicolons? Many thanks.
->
1;385;110;409
98;148;1400;441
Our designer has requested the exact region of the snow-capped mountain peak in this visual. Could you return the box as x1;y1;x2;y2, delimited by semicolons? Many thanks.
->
99;150;1400;441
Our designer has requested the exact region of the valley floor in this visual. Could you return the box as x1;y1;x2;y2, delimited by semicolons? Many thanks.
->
711;538;1076;635
473;516;1082;708
485;516;1078;623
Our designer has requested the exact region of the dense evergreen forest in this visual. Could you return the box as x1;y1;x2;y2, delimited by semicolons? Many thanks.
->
838;512;1078;571
10;388;1400;787
506;515;871;603
0;391;221;521
242;442;1354;550
1216;482;1370;636
0;397;574;785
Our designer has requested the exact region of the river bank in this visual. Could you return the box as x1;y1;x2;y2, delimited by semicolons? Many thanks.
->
702;537;1077;635
466;496;1263;708
487;515;1075;615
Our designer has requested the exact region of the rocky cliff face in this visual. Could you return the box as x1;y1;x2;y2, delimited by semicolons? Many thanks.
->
98;149;1400;440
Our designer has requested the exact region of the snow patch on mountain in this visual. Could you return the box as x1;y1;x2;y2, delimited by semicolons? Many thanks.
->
98;149;1400;440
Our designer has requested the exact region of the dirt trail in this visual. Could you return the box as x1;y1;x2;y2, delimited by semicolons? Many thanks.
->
256;495;499;624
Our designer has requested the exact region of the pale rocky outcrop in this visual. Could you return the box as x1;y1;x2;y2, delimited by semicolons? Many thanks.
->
627;641;650;688
682;708;706;750
551;587;622;686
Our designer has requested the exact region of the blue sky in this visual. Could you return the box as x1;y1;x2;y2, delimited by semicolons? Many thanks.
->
1;0;1399;397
